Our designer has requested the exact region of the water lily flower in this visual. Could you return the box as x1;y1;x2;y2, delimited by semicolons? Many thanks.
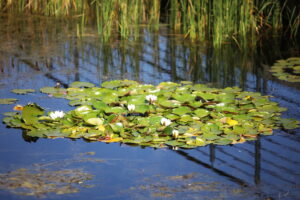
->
172;130;179;138
146;94;157;103
161;118;171;126
216;103;225;107
49;111;65;120
116;122;123;127
127;104;135;112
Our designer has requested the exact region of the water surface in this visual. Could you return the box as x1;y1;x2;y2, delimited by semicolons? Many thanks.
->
0;15;299;200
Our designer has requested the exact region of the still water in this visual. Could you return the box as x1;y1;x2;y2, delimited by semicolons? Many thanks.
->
0;15;300;200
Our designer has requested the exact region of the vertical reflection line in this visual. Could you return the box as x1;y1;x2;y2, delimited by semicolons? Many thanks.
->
120;42;126;79
96;43;102;85
210;144;215;166
73;39;80;81
169;38;177;82
255;136;261;185
152;33;160;80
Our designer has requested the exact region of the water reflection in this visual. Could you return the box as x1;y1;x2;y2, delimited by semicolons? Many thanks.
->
0;15;299;199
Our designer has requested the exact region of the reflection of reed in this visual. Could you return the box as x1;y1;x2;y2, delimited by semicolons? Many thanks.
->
174;120;300;199
0;15;299;90
0;16;299;199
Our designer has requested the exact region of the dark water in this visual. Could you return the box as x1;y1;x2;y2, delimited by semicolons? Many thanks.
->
0;15;300;200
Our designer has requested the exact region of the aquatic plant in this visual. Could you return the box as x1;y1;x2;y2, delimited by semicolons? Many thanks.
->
270;57;300;82
0;98;18;105
0;0;298;45
2;80;299;149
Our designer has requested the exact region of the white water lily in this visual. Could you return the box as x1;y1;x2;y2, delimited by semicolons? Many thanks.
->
116;122;123;127
172;130;179;138
146;94;157;103
127;104;135;112
216;103;225;107
49;111;65;120
161;118;171;126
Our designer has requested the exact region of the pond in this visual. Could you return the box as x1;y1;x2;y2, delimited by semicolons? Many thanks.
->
0;15;300;200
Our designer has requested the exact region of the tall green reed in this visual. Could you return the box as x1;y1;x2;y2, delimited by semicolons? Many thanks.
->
0;0;298;46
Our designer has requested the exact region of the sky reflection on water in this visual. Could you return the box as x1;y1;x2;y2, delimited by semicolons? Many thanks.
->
0;15;299;200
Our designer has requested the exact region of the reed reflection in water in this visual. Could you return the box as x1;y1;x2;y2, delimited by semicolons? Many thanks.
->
0;15;300;200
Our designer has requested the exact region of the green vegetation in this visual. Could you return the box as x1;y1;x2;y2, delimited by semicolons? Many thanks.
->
11;89;35;94
0;0;299;46
270;57;300;82
0;98;18;104
2;80;299;149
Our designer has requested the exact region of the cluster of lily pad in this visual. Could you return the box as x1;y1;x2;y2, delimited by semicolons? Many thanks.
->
270;57;300;82
2;80;299;148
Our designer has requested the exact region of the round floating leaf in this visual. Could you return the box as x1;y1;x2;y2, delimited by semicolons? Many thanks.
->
172;93;195;103
74;105;93;116
179;115;193;123
134;105;150;114
2;112;19;116
194;109;209;118
22;103;44;125
158;98;180;108
0;98;18;104
280;118;299;129
40;87;67;98
69;81;95;88
101;80;138;89
92;101;109;110
11;89;35;94
172;107;192;115
104;107;126;114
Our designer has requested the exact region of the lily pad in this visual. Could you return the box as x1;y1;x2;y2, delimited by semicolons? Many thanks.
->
172;107;192;115
269;57;300;82
2;80;299;149
22;103;44;125
0;98;18;104
194;109;209;118
69;81;95;88
11;89;35;94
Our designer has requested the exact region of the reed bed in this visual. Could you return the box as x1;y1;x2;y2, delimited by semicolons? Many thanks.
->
0;0;299;46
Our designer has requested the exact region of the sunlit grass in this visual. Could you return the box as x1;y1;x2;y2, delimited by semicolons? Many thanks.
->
0;0;298;46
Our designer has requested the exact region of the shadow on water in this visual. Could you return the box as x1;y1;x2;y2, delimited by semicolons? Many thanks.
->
0;15;300;200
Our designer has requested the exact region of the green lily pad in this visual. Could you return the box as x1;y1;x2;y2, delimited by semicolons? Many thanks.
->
11;89;35;94
280;118;299;129
104;106;126;114
40;87;67;97
2;80;299;149
172;107;192;115
69;81;95;88
270;57;300;82
74;105;93;116
194;109;209;118
22;103;44;125
0;98;18;104
134;105;150;114
101;80;138;89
